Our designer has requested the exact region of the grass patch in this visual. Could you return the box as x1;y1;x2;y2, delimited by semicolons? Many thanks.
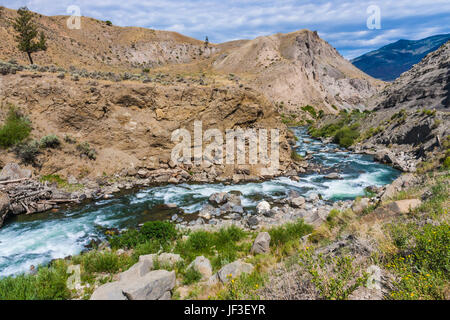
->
0;107;32;148
0;260;70;300
72;250;133;274
298;248;368;300
109;221;179;250
175;226;248;270
386;223;449;300
216;271;265;300
268;219;313;255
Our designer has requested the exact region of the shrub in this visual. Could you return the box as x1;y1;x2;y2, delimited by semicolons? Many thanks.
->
443;156;450;169
301;105;317;118
73;250;132;274
76;142;97;160
298;248;368;300
140;221;178;244
0;261;70;300
216;271;265;300
175;226;247;268
40;135;60;148
110;221;178;249
14;140;40;164
387;223;449;300
0;107;32;147
182;267;202;285
105;20;112;26
269;219;313;247
333;126;359;148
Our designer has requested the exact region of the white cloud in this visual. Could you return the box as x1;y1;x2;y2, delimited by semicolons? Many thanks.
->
2;0;449;58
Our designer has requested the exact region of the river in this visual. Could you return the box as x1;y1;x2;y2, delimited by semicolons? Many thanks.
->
0;127;401;277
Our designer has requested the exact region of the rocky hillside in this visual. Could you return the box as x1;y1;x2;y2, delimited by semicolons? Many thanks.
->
214;30;383;113
312;41;450;172
0;7;381;114
369;41;450;111
0;6;216;72
352;34;450;81
0;70;296;182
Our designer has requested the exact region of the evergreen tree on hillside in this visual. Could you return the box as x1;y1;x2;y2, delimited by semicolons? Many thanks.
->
12;7;47;65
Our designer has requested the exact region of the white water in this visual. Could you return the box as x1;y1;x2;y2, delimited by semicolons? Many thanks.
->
0;127;401;277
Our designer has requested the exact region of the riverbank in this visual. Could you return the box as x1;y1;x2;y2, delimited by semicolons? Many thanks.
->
0;165;447;300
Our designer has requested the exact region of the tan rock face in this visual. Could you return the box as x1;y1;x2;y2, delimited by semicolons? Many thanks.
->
387;199;422;214
0;72;291;180
0;8;381;116
214;30;383;113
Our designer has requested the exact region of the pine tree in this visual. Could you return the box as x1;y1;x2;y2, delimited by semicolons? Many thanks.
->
12;7;47;65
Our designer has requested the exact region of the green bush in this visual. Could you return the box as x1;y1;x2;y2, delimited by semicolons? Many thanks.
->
182;267;202;285
301;105;317;118
269;219;313;247
0;261;70;300
40;135;60;148
0;108;32;147
109;221;178;250
72;250;132;274
140;221;178;244
443;156;450;169
14;140;40;164
387;223;449;300
333;126;359;148
175;226;247;269
76;142;97;160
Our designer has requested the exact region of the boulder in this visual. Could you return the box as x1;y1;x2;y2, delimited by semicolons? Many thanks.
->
324;172;341;180
256;201;271;215
306;193;319;203
290;196;306;208
0;163;32;181
217;261;254;283
251;232;271;254
89;281;128;300
122;270;176;300
208;192;228;205
247;216;259;228
187;256;212;280
91;269;175;300
119;254;156;282
387;199;422;214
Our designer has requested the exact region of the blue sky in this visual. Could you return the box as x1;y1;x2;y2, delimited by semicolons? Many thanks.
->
2;0;450;59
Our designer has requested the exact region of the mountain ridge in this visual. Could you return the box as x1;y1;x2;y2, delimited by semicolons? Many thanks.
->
351;34;450;81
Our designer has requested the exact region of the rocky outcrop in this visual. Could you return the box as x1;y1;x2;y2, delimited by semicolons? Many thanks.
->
91;269;175;300
370;41;450;111
386;199;422;214
217;260;254;283
215;30;382;112
0;163;32;181
187;256;213;280
0;72;293;181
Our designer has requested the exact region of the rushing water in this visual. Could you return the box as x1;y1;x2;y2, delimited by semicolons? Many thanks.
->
0;127;401;277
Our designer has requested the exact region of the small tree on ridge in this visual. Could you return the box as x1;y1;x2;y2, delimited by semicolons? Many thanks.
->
12;7;47;65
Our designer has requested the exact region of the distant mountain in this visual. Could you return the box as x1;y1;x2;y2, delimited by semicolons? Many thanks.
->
351;34;450;81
